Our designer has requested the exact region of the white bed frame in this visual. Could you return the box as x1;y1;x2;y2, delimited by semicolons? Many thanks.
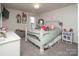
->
26;34;61;54
25;21;62;54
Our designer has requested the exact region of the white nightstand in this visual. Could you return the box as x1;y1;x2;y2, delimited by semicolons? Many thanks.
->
62;31;73;43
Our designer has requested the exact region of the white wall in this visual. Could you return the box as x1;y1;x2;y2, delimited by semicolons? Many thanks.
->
7;8;27;31
2;8;27;31
39;4;78;43
3;8;37;31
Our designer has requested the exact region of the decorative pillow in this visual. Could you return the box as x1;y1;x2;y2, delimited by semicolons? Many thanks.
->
41;25;47;31
48;24;55;30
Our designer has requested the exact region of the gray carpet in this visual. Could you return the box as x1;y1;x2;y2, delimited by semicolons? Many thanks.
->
20;38;78;56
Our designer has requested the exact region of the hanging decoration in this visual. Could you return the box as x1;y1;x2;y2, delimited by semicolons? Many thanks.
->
38;19;44;26
22;12;27;24
16;12;27;24
16;14;21;23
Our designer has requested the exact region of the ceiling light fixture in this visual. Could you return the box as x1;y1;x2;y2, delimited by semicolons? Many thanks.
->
34;3;40;9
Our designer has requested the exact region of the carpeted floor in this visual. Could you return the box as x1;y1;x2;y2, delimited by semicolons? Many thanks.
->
20;38;78;56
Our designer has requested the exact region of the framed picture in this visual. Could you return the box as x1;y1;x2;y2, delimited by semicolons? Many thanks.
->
16;12;27;24
16;14;21;23
22;12;27;24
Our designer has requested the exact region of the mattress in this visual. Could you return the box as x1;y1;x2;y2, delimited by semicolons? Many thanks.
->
41;27;61;45
27;27;61;45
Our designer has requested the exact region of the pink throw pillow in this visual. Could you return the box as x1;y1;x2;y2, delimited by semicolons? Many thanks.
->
48;24;55;30
41;25;47;31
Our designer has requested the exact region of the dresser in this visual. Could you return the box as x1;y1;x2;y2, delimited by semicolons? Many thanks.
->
0;32;21;56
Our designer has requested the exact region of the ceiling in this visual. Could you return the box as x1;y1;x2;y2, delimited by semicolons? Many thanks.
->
2;3;75;14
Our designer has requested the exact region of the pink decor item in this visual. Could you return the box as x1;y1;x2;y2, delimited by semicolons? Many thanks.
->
48;24;55;30
41;25;47;31
2;26;8;32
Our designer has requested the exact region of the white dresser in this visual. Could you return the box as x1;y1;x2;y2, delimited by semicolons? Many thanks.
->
0;32;21;56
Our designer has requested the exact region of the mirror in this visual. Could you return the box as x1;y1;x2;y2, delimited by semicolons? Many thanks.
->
0;4;2;28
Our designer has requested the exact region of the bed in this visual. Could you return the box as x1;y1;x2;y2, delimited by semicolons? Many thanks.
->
26;21;62;54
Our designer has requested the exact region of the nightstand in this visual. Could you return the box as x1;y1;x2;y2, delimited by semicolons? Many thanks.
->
62;31;73;43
